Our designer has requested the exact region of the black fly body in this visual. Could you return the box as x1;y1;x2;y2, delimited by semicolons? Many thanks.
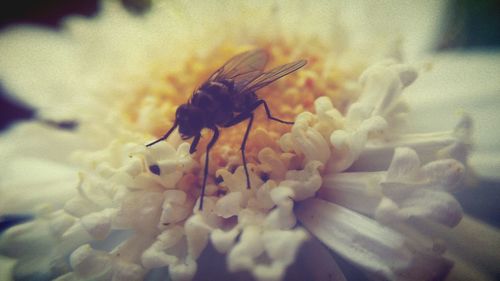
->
147;49;307;209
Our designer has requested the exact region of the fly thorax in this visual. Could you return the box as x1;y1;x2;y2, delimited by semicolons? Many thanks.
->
196;81;233;111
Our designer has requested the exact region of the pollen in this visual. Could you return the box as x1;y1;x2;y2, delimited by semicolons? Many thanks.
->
120;40;362;178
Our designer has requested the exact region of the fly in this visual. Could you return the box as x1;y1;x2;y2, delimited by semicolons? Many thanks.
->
147;49;307;209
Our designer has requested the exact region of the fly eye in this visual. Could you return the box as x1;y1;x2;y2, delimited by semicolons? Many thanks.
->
176;105;189;119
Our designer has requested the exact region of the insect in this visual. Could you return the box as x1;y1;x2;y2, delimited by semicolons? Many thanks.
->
147;49;307;209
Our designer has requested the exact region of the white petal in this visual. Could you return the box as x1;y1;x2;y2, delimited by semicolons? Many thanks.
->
169;258;197;281
319;172;385;216
210;227;240;254
215;192;243;218
160;190;193;226
411;215;500;280
386;147;421;182
351;129;465;171
328;116;387;173
227;226;264;273
112;260;145;281
297;198;453;280
69;244;114;279
405;51;500;180
376;189;463;227
297;198;410;278
80;209;116;240
141;226;185;269
185;214;212;260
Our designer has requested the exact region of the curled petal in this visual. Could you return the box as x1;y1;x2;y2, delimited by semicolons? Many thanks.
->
69;244;114;280
142;226;185;269
169;258;197;281
328;116;387;172
277;161;323;201
210;227;240;254
375;189;463;227
386;147;421;182
215;192;243;219
227;225;308;281
265;190;296;230
227;225;264;272
420;159;465;192
312;96;344;138
290;112;330;164
112;260;145;281
185;214;212;260
81;208;116;240
160;190;193;227
257;148;288;181
113;191;163;231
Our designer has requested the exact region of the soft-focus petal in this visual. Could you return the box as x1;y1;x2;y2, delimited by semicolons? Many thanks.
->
0;256;16;281
405;51;500;180
0;215;92;280
0;123;94;214
0;27;84;120
0;122;89;164
0;156;78;214
410;215;500;281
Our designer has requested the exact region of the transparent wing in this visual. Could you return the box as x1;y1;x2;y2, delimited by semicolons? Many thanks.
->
242;60;307;93
209;49;269;90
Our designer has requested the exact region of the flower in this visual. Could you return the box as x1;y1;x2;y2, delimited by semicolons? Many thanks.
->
1;1;500;281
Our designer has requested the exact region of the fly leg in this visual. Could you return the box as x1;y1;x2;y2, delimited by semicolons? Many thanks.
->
249;100;294;124
222;98;293;190
240;114;254;189
199;127;219;210
190;134;201;154
146;122;178;147
223;111;254;189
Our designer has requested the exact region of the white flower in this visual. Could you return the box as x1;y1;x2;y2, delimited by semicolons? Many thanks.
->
1;1;500;281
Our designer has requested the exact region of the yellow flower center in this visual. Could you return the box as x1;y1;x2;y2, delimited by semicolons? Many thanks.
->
121;40;361;173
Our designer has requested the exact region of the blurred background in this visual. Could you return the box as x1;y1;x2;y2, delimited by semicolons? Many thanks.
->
1;0;499;129
0;0;499;225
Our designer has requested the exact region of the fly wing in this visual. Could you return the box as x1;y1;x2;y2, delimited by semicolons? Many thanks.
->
209;49;269;91
241;60;307;93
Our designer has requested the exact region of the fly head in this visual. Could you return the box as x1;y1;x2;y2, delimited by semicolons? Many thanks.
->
176;104;204;139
